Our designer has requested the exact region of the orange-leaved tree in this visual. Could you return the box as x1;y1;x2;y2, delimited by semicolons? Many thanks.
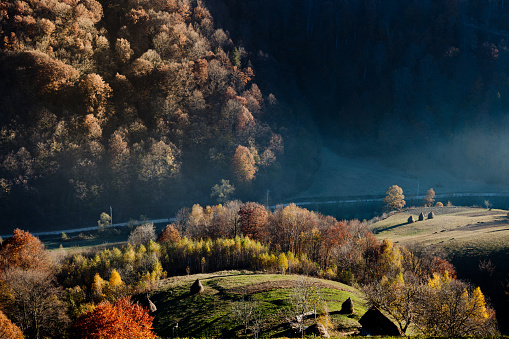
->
0;229;49;272
70;297;156;339
231;145;257;184
0;309;24;339
157;224;181;243
423;188;435;207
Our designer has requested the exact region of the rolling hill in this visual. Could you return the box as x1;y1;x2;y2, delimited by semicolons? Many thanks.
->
148;271;368;338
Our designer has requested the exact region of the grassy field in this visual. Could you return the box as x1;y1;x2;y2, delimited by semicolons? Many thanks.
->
370;206;509;256
149;271;368;338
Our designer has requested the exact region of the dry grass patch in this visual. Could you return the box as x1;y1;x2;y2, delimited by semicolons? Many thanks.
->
370;207;509;252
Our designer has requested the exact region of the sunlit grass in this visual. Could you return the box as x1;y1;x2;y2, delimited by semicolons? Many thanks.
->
150;272;367;338
370;207;509;254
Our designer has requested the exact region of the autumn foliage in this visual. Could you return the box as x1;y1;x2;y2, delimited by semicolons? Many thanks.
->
0;0;287;230
0;309;23;339
231;145;257;184
383;185;406;211
0;228;49;272
238;202;268;242
157;224;181;243
70;297;156;339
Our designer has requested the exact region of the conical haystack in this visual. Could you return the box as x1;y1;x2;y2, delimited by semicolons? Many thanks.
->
190;279;204;294
340;297;354;314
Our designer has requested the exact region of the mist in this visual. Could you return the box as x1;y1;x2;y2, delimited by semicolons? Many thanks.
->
205;0;509;197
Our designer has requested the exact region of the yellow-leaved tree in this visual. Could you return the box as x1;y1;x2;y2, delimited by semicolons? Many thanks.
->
383;185;406;211
415;272;497;336
92;273;106;302
277;252;288;274
104;269;125;301
231;145;257;184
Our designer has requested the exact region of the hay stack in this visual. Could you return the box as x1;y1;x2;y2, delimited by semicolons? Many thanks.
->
418;212;424;221
190;279;204;294
407;216;415;223
340;297;354;314
428;211;435;219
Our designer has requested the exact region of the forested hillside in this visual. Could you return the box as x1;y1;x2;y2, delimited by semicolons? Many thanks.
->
207;0;509;181
0;0;319;230
3;0;509;230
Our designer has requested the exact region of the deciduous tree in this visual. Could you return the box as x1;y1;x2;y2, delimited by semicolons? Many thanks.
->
0;268;69;339
364;272;420;334
383;185;406;210
423;188;435;207
0;229;49;272
70;297;156;339
415;273;497;336
210;179;235;203
157;224;181;243
231;145;257;184
0;309;23;339
238;202;268;242
128;223;156;245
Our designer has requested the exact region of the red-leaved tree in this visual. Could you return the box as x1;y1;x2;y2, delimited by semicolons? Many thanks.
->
238;202;269;242
70;297;156;339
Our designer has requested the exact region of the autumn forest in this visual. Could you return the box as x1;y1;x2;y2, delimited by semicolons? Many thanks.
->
1;0;509;337
0;0;309;230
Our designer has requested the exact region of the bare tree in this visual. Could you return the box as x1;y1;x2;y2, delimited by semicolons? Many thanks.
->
128;223;156;245
231;297;255;335
286;276;320;338
0;268;69;339
415;276;498;336
363;272;421;334
224;200;242;237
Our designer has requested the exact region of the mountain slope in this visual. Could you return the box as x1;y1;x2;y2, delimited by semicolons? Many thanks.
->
0;0;319;232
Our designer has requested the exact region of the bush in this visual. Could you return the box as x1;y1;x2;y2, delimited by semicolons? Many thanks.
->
435;201;443;207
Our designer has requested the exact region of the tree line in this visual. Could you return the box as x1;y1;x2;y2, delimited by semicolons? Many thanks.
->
0;201;498;338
